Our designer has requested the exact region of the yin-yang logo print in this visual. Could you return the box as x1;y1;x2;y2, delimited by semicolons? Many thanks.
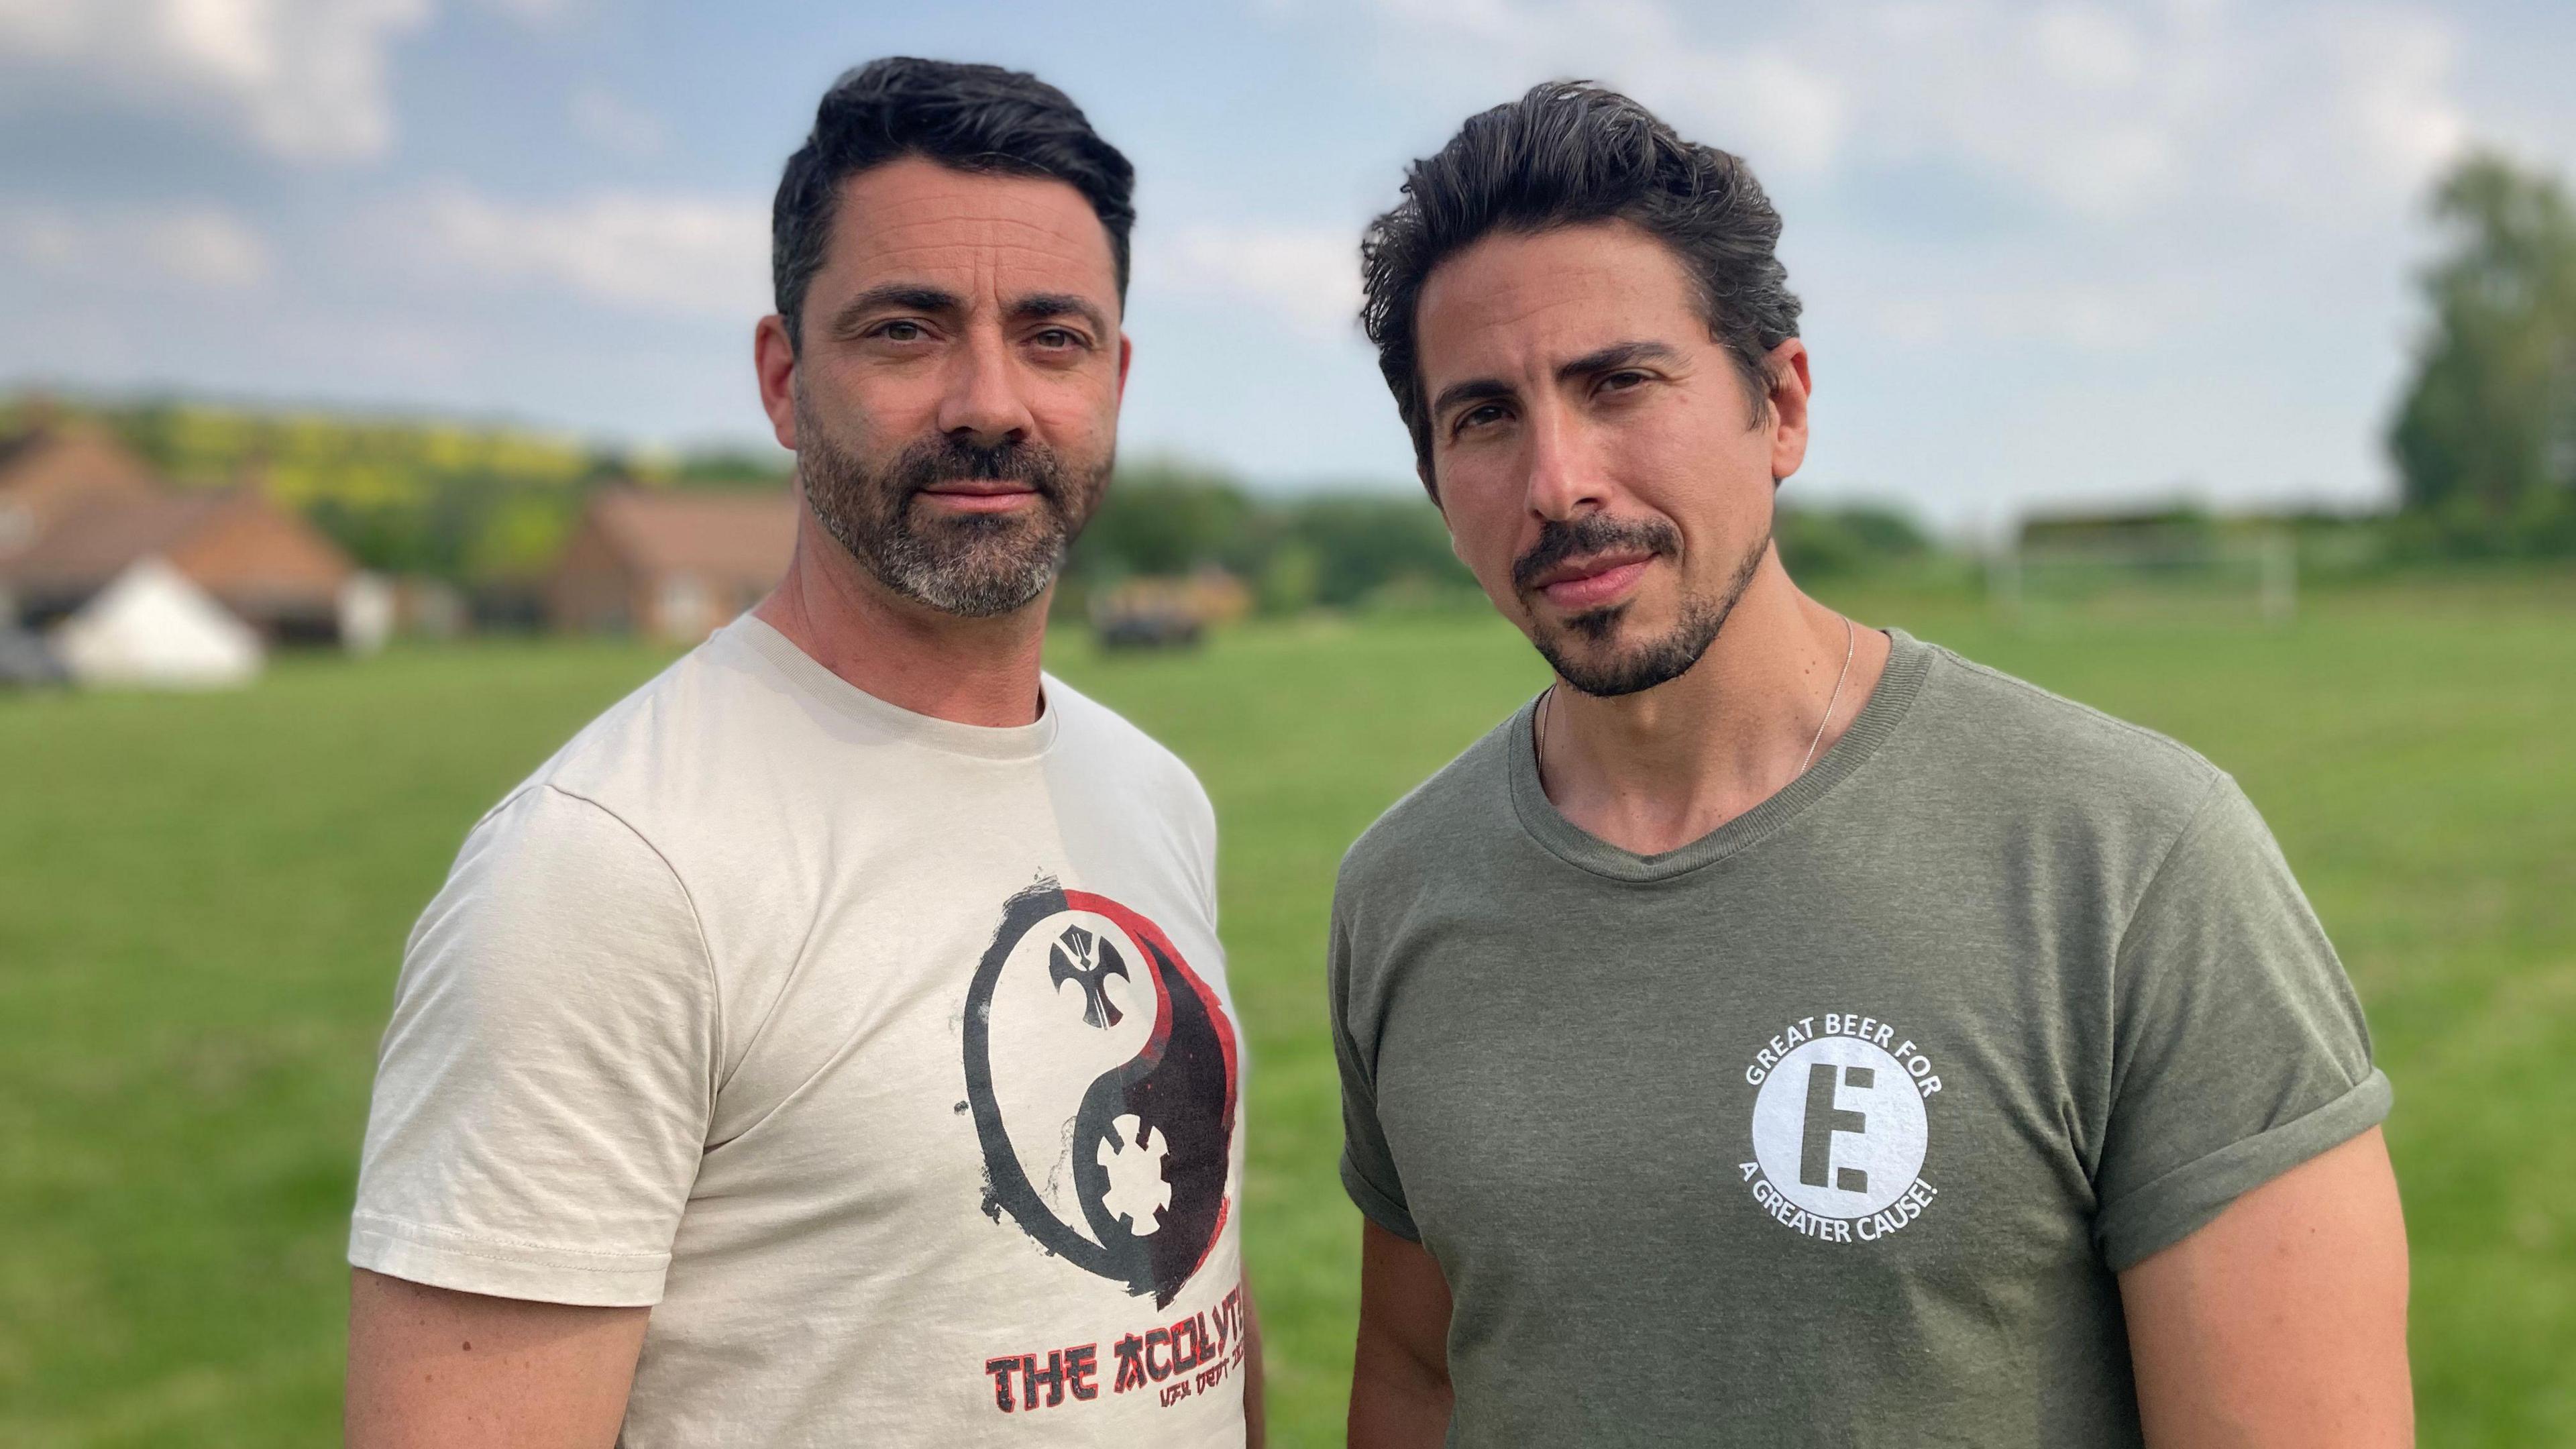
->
963;881;1239;1307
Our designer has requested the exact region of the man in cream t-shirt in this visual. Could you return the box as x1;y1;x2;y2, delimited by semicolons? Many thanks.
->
344;58;1258;1447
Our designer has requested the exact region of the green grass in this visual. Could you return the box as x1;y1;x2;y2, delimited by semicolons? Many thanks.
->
1;577;2569;1444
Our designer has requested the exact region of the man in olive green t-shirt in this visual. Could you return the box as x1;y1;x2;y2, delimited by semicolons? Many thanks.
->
1332;83;2412;1446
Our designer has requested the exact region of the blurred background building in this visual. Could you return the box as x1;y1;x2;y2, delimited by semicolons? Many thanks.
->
547;485;796;642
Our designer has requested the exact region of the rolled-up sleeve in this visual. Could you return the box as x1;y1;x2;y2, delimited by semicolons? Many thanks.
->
2092;775;2389;1271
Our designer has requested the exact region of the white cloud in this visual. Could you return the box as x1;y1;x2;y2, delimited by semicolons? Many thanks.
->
470;0;579;21
402;186;771;320
0;202;271;289
2031;5;2145;90
1146;223;1362;339
2324;10;2469;193
1328;0;2475;384
1362;0;1849;177
0;0;431;162
1347;0;2469;221
1842;1;2468;221
145;207;274;287
569;84;665;158
1863;277;2181;352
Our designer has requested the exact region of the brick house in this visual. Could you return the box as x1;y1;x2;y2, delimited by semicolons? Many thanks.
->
549;486;799;643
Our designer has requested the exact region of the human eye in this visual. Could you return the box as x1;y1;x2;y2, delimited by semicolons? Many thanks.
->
1453;402;1507;437
1597;369;1649;394
1031;326;1089;352
871;319;931;343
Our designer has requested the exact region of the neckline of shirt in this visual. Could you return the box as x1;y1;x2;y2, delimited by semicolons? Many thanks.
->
1505;627;1935;883
727;613;1065;763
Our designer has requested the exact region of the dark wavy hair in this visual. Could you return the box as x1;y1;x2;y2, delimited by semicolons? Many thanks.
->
1360;81;1803;492
771;57;1134;350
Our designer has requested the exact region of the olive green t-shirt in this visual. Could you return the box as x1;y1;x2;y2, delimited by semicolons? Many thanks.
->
1330;630;2388;1446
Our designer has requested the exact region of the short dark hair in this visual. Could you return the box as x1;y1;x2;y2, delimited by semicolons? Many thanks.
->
1359;80;1803;490
771;56;1135;350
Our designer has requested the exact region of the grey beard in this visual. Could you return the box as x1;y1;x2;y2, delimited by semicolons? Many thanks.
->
852;508;1067;619
795;398;1102;620
1536;526;1769;698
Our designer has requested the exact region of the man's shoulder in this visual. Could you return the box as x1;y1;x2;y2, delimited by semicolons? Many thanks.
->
1907;637;2226;830
462;619;870;888
1337;706;1523;903
1044;673;1209;805
1040;675;1200;778
492;626;761;834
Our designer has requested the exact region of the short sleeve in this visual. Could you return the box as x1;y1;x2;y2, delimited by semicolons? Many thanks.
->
2092;774;2390;1270
349;785;718;1306
1330;907;1420;1241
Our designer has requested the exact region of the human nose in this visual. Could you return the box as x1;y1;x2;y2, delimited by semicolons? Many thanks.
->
935;325;1036;446
1521;401;1603;523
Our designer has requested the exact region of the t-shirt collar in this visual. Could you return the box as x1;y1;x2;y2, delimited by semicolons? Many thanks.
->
726;613;1063;763
1506;627;1933;883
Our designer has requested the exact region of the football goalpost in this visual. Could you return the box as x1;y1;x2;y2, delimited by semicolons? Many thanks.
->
1988;527;2297;626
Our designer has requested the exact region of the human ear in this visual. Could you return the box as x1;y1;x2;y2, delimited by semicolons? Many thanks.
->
754;314;799;451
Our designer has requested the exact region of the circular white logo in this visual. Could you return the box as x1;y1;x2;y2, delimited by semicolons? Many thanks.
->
1749;1035;1930;1219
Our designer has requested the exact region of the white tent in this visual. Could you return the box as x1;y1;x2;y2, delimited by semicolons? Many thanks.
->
338;572;394;655
53;556;263;689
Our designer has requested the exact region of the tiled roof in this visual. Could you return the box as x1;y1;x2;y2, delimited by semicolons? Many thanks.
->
586;486;800;584
8;490;351;605
0;427;160;566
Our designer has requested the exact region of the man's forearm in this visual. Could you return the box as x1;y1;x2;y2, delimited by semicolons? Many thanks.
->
1349;1220;1454;1447
1347;1335;1452;1449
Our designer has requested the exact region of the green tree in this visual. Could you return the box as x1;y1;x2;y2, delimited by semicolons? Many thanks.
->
1069;462;1260;580
1774;504;1932;579
1274;494;1475;607
2390;152;2576;553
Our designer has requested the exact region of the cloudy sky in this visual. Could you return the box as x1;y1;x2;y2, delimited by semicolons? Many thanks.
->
2;0;2571;532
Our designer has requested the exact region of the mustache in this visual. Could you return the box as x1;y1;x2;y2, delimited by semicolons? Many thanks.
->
1511;514;1682;595
888;435;1065;502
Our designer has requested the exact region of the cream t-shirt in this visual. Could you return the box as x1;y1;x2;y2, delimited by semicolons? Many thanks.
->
351;616;1249;1446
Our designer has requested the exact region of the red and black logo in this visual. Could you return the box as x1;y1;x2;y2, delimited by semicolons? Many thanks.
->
963;882;1239;1307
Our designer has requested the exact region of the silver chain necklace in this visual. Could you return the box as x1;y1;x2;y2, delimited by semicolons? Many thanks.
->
1535;614;1856;789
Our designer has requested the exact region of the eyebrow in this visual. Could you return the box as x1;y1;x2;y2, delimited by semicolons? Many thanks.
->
1008;292;1112;337
1428;339;1682;423
1428;375;1514;422
826;284;1112;341
828;283;962;339
1561;339;1678;377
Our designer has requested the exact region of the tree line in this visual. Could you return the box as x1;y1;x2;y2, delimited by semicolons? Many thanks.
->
1060;462;1935;618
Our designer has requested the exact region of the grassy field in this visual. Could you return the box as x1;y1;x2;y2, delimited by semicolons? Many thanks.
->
1;576;2570;1445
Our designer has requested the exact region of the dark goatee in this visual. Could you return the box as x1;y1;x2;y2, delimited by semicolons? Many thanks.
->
1517;516;1768;698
